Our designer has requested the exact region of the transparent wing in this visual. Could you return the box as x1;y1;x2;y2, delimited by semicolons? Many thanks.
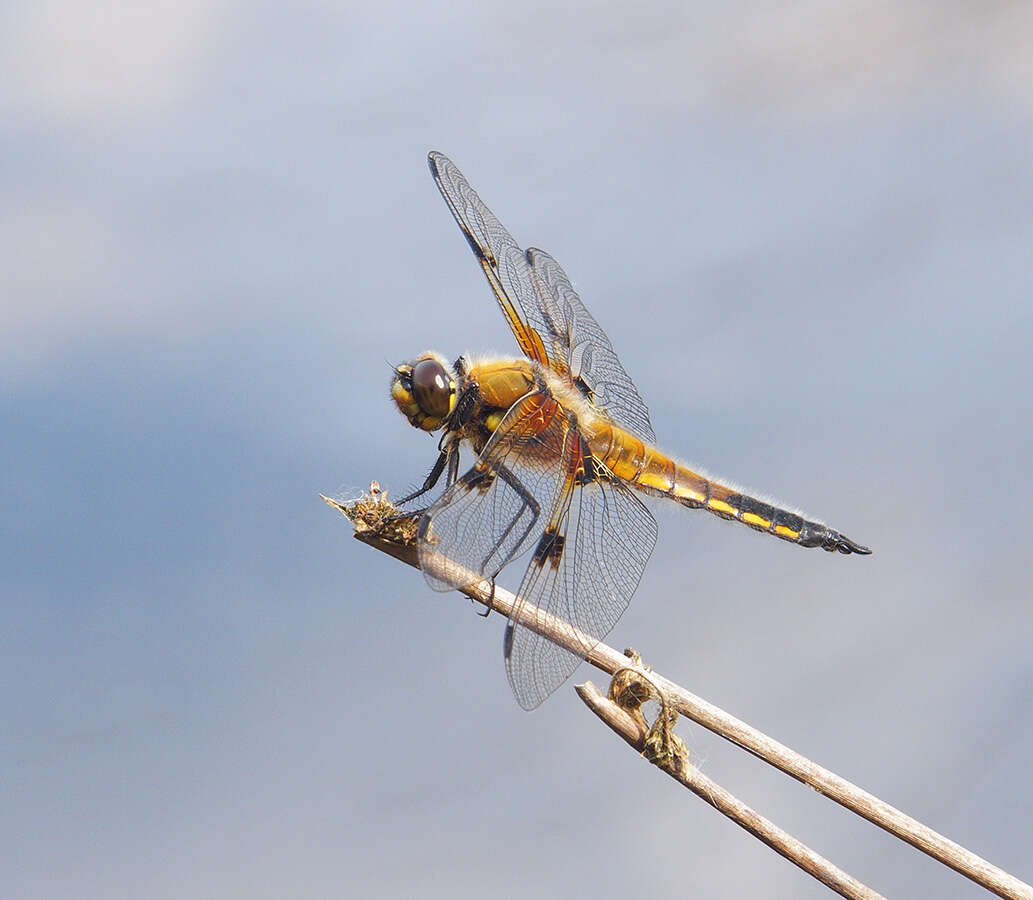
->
527;247;656;443
504;455;658;711
428;151;656;443
417;391;568;592
428;151;553;366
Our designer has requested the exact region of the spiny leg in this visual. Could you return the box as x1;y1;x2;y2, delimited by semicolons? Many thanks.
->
474;577;495;618
478;461;542;574
445;443;461;487
395;445;454;508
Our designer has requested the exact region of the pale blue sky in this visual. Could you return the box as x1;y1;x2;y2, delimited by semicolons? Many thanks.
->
3;2;1032;897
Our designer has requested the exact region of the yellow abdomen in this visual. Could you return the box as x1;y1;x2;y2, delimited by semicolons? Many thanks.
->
589;421;867;553
469;359;868;554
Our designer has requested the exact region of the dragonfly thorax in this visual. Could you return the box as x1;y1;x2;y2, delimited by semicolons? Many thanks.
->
391;351;457;432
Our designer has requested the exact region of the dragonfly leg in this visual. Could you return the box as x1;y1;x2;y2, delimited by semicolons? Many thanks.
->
395;446;452;507
445;443;461;486
476;462;541;574
474;577;495;617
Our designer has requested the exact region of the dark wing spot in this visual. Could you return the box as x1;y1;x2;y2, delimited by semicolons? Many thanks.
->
532;527;566;569
573;374;595;401
462;464;496;493
575;454;607;486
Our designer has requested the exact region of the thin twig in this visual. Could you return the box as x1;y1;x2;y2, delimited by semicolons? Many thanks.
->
329;490;1033;900
576;680;885;900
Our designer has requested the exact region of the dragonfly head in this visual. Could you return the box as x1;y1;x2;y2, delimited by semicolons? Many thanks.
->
391;351;456;432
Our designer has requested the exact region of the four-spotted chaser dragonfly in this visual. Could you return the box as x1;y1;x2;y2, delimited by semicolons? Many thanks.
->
391;151;870;710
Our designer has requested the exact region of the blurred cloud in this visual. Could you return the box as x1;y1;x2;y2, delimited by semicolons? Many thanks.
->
724;0;1033;121
0;203;127;354
2;1;1030;381
0;0;225;124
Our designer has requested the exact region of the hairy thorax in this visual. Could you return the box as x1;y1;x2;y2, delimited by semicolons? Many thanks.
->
463;355;618;456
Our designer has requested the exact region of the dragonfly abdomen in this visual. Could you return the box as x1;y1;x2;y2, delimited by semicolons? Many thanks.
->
595;424;870;555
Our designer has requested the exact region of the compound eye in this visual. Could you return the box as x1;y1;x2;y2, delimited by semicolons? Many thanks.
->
411;358;452;418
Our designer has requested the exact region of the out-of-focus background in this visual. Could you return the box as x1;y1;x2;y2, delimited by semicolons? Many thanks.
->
3;2;1032;897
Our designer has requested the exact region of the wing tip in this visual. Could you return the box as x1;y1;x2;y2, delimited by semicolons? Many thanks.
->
427;150;447;176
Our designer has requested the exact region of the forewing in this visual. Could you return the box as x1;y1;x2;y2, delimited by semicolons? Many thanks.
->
429;153;657;444
417;392;567;592
504;460;659;710
527;247;656;443
429;151;554;366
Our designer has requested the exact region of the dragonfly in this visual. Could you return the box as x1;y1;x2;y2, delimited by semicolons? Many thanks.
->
390;151;871;710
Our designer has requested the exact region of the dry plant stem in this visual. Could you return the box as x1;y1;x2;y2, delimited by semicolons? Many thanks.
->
341;500;1033;900
576;681;885;900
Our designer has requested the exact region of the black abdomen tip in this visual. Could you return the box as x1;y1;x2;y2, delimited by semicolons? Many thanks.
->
824;531;872;555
